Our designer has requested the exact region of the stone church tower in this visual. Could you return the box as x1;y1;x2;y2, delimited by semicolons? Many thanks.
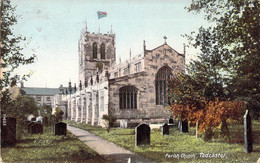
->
78;28;116;88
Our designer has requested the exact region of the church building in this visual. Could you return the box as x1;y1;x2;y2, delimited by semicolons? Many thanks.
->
55;26;185;127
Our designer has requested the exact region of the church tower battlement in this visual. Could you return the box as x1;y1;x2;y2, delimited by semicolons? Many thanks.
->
78;29;116;88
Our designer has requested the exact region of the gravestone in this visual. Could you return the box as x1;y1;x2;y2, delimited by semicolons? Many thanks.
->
31;117;36;121
1;116;16;146
27;114;35;121
27;122;35;133
179;120;189;133
244;110;253;153
31;123;43;134
169;117;174;124
54;122;67;136
36;116;43;123
161;123;169;135
135;124;150;146
120;119;128;128
168;117;175;128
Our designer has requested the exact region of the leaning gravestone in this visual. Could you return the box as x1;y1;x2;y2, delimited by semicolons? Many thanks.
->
31;123;43;134
161;123;169;135
135;124;150;146
244;110;253;153
1;116;16;146
54;122;67;136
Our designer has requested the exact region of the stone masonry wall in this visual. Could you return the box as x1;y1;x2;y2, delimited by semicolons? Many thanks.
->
108;43;185;123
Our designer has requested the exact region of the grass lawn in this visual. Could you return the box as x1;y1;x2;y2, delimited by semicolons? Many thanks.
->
67;120;260;163
1;126;107;163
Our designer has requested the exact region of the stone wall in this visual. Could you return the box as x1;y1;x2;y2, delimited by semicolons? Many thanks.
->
78;32;116;88
108;43;185;124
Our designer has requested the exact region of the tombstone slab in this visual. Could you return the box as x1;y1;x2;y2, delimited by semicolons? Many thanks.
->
161;123;169;135
54;122;67;136
168;118;174;124
244;110;253;153
168;117;175;128
31;123;43;134
1;116;16;146
179;120;189;133
182;120;189;132
27;122;35;133
135;123;150;146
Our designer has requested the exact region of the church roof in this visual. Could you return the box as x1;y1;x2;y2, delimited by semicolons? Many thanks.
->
147;43;184;57
21;87;60;96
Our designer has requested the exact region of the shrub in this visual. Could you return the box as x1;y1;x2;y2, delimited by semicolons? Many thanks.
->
55;107;64;122
102;114;116;133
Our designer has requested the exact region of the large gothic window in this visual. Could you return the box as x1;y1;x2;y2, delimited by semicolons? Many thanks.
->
100;43;105;59
119;86;137;109
93;42;97;59
155;66;172;105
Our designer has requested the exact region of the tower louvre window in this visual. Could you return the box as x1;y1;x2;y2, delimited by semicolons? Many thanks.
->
119;86;137;109
93;42;97;59
101;43;105;59
155;66;172;105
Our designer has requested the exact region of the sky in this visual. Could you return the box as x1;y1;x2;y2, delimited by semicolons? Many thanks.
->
11;0;209;88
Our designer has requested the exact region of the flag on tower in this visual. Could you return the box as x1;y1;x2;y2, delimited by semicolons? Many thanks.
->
97;11;107;19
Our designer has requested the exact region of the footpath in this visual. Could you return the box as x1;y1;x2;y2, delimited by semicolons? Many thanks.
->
67;125;156;163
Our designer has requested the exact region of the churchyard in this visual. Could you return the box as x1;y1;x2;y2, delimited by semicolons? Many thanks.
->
67;120;260;162
1;112;259;162
1;117;107;163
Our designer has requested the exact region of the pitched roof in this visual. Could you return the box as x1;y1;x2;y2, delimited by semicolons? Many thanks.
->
147;43;184;57
21;87;60;96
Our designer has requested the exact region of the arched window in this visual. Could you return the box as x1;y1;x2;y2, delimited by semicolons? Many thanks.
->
100;43;105;59
119;86;137;109
155;66;172;105
93;42;97;59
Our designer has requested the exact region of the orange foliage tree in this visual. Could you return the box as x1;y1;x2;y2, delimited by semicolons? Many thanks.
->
197;100;244;137
169;72;245;140
171;100;244;139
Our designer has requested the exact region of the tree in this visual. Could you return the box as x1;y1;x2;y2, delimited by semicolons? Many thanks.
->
168;0;258;139
171;99;244;140
1;93;39;138
185;0;259;118
55;107;64;122
1;0;36;117
39;104;52;117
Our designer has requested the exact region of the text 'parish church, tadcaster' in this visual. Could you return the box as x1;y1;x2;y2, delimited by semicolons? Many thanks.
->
53;25;185;128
